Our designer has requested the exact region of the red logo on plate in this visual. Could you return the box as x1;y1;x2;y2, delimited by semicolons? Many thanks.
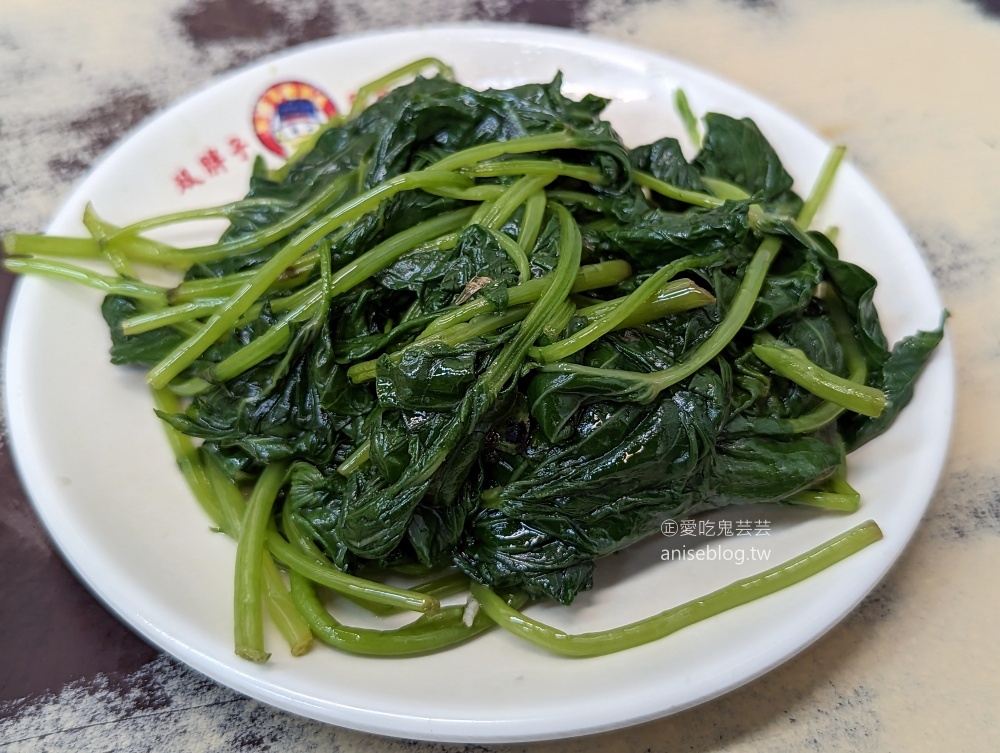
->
252;81;338;158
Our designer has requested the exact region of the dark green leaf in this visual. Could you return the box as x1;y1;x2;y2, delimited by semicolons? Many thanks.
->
841;318;946;450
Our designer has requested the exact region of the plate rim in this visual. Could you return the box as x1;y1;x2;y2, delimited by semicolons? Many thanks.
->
1;21;955;743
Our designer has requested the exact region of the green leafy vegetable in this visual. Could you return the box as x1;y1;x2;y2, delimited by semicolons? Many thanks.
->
2;59;944;661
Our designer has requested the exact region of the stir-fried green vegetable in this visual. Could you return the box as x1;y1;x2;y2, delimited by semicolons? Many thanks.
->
3;59;943;661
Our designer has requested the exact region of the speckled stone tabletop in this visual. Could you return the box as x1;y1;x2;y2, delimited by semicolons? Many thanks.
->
2;0;999;750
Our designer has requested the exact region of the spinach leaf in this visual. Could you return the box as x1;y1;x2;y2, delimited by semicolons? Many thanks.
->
694;112;803;214
631;137;704;193
159;316;373;467
102;295;186;367
583;200;752;271
378;223;521;313
841;319;946;450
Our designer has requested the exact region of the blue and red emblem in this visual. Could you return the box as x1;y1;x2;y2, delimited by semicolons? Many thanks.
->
252;81;338;158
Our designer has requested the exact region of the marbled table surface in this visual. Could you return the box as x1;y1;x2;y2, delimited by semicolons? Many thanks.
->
2;0;998;750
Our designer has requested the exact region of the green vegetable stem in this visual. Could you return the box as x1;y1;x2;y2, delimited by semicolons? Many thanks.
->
470;520;882;656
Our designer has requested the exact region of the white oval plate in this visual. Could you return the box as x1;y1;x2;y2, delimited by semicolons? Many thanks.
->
2;24;953;743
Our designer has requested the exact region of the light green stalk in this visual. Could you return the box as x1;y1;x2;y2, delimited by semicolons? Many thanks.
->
471;520;882;656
